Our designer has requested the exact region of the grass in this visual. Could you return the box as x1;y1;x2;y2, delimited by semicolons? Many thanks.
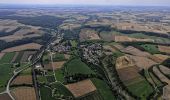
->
140;44;160;54
37;75;47;83
46;75;56;83
91;78;115;100
65;58;94;75
127;79;154;99
20;67;32;75
0;64;14;92
50;82;73;97
53;53;66;62
0;52;15;63
55;69;65;83
40;86;55;100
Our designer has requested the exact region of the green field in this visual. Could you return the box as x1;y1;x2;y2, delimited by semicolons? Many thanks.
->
65;58;94;75
37;75;48;83
0;64;14;92
50;82;74;98
55;69;65;83
40;86;55;100
0;52;15;63
91;78;115;100
127;79;154;99
20;67;32;75
140;44;160;54
46;75;56;83
53;53;66;61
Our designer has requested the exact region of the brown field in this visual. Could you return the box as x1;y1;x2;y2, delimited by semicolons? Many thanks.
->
0;20;43;42
121;46;150;57
113;44;125;50
11;87;36;100
116;56;135;69
112;22;169;34
65;79;97;98
159;65;170;76
162;86;170;100
103;45;117;52
20;51;36;62
0;53;5;60
0;93;12;100
153;67;170;99
128;55;157;69
114;35;154;43
11;75;32;85
1;43;42;53
117;66;141;82
44;61;65;70
153;54;169;63
79;29;100;42
99;32;115;41
11;52;19;63
158;46;170;54
64;54;71;59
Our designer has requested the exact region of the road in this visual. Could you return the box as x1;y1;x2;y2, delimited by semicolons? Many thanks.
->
5;34;57;100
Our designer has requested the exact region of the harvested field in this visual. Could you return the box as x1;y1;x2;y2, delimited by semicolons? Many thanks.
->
153;67;170;84
121;46;150;57
20;51;36;62
116;56;135;69
0;53;5;60
163;86;170;100
158;46;170;54
65;79;97;98
1;43;42;53
44;61;65;70
79;29;100;42
0;93;12;100
103;45;117;52
114;35;154;43
113;44;125;50
148;55;163;63
11;87;36;100
153;67;170;99
117;66;141;82
11;75;32;85
154;54;169;63
159;65;170;76
52;61;65;70
64;54;70;59
127;55;157;69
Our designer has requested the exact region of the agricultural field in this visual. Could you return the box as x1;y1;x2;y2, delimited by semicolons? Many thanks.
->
0;93;12;100
91;78;116;100
11;87;36;100
1;43;42;52
140;44;160;54
11;75;33;86
0;52;15;63
64;58;95;75
79;29;100;42
65;79;97;98
0;64;14;92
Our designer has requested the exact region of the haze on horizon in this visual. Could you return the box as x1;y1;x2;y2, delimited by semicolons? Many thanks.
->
0;0;170;6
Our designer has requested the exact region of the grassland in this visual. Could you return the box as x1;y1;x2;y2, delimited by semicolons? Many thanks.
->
55;69;65;83
65;58;94;75
140;44;160;54
127;79;154;99
40;86;55;100
0;52;15;63
91;78;115;100
14;51;24;63
53;53;66;61
0;64;13;92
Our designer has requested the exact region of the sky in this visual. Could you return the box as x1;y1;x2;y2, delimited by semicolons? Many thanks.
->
0;0;170;6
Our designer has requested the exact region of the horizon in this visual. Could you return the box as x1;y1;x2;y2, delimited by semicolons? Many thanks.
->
0;0;170;7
